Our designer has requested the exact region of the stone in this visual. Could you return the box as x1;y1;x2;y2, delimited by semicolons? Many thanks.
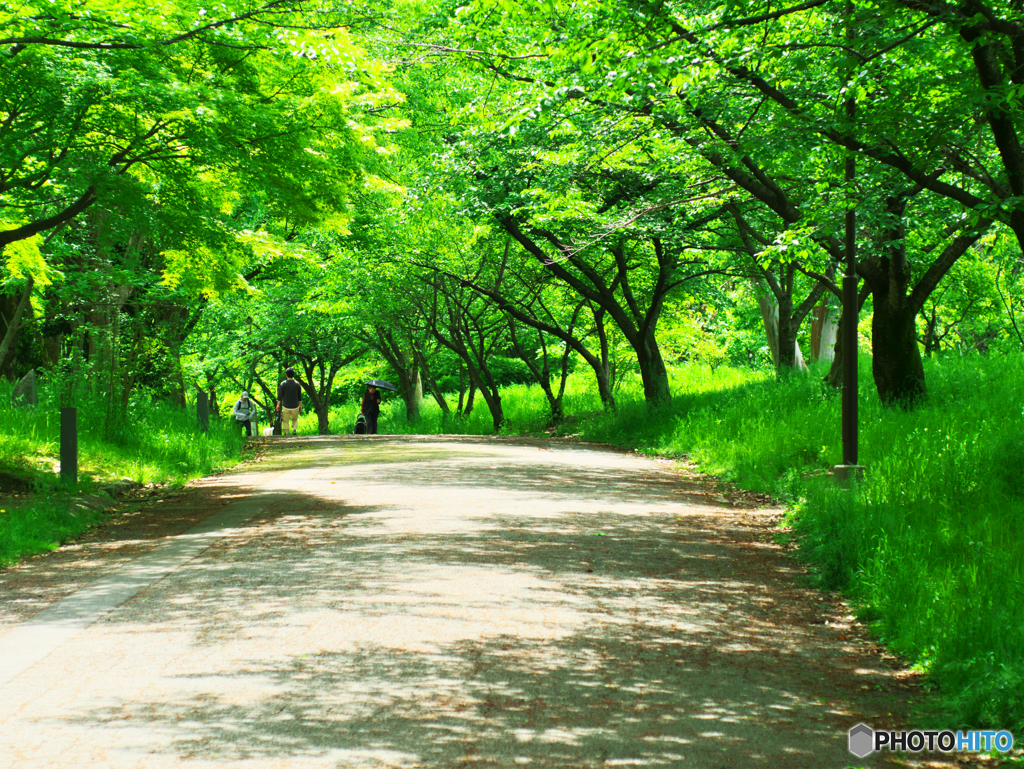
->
0;471;33;492
832;464;866;487
11;369;37;407
98;479;142;499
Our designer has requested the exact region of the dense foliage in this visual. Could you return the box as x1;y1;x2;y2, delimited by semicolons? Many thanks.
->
7;0;1024;418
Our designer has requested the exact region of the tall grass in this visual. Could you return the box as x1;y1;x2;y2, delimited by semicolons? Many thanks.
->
788;358;1024;731
0;380;245;488
0;378;247;565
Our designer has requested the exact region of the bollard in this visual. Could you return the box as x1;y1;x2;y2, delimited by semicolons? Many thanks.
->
197;390;209;432
60;407;78;486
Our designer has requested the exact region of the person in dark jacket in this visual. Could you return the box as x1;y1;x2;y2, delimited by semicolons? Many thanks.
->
276;367;303;436
361;384;382;435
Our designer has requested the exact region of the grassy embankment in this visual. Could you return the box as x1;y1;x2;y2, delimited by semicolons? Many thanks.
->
0;381;246;566
374;354;1024;734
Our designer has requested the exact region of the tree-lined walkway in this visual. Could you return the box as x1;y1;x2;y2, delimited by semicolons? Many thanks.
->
0;438;949;767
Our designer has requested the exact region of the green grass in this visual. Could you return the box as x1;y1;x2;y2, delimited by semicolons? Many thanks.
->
0;381;247;489
0;495;112;566
0;379;247;566
615;357;1024;733
372;377;608;436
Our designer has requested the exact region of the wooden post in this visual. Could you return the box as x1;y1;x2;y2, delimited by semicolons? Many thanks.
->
197;390;209;432
60;407;78;486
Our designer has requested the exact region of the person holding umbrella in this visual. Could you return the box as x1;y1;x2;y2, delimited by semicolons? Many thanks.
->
361;379;396;435
360;384;382;435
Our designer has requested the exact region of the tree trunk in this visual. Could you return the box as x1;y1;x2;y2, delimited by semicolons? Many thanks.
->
777;312;797;370
825;283;871;390
920;306;941;357
308;382;332;435
477;380;504;431
824;312;845;390
509;321;569;423
119;317;144;414
595;363;615;411
450;271;617;412
373;329;422;422
757;286;808;373
399;367;422;422
296;359;332;435
636;331;672;407
756;289;781;368
871;294;925;406
810;302;839;363
104;285;134;438
463;377;475;415
316;405;331;435
468;355;504;432
592;305;616;410
863;194;926;407
415;348;450;417
498;217;683;411
777;318;809;373
461;362;502;430
959;29;1024;256
0;276;34;378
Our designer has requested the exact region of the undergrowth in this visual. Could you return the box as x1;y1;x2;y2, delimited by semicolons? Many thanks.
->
0;378;246;566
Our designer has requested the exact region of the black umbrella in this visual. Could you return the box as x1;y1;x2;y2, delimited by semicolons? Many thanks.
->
365;379;398;391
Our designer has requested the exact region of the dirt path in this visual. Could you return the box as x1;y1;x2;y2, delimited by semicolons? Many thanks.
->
0;436;958;768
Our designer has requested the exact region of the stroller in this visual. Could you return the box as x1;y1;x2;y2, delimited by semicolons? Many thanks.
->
354;413;367;435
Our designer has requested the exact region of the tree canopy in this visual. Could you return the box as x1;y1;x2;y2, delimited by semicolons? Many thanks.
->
4;0;1024;425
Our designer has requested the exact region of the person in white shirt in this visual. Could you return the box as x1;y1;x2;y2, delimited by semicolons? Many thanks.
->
232;391;257;437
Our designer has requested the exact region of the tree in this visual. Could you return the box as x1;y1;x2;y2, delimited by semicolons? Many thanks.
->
435;238;621;411
444;0;1011;404
0;0;394;395
418;262;510;432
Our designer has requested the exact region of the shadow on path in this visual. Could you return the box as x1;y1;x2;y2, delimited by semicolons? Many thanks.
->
0;437;947;768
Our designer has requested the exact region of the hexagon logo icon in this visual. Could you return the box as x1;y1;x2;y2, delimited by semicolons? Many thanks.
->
849;723;875;758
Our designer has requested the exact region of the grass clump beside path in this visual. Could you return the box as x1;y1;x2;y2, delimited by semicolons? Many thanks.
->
0;380;247;567
380;354;1024;733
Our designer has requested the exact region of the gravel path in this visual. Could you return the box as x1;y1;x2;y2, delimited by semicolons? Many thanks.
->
0;436;957;768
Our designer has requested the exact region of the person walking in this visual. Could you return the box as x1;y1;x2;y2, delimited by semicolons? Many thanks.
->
361;384;382;435
232;392;257;437
276;367;303;436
